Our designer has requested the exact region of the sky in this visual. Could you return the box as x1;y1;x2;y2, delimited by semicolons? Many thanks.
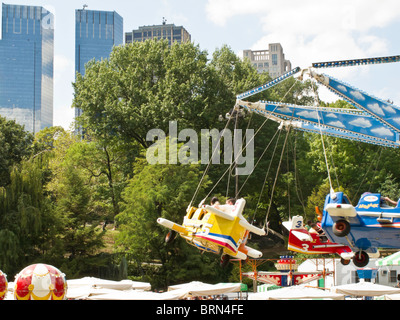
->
3;0;400;130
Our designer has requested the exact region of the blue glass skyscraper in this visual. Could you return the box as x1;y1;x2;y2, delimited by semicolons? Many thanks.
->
75;8;123;120
0;3;54;133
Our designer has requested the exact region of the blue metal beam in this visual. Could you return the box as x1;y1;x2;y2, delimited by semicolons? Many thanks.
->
312;55;400;69
236;67;301;100
311;72;400;134
239;100;400;148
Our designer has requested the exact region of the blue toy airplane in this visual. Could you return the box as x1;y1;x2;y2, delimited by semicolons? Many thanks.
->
320;191;400;267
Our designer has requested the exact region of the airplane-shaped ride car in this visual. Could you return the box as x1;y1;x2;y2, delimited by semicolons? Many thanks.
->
284;215;354;265
157;198;265;266
320;191;400;267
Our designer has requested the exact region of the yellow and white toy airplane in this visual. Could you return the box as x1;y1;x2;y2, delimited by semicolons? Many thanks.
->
157;198;265;266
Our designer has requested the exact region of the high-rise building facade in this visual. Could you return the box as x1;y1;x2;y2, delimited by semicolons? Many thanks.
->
0;3;54;133
125;20;191;45
75;8;123;120
243;43;292;78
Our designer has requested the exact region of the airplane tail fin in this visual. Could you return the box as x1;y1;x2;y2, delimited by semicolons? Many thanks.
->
291;216;304;230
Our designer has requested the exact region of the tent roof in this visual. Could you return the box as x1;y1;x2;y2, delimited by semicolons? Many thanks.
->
168;281;241;298
66;277;151;291
65;277;151;300
86;290;182;300
248;285;345;300
376;251;400;267
331;281;400;297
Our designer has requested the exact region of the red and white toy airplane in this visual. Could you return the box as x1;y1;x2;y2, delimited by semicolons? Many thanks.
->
284;215;354;265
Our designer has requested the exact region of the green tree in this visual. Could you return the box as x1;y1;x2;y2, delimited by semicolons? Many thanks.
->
61;135;128;220
73;39;218;148
0;115;33;187
0;155;60;275
46;131;106;277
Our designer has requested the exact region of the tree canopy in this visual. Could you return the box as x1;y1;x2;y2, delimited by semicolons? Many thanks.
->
1;40;400;289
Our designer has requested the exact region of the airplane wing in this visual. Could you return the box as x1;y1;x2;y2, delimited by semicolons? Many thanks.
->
325;203;357;218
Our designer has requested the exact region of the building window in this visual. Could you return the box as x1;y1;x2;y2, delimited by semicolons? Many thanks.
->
272;54;278;66
390;270;397;283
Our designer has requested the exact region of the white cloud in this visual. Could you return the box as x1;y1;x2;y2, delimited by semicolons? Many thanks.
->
53;55;75;130
371;126;394;137
327;121;345;128
382;104;397;114
54;54;74;83
206;0;400;69
326;113;338;118
349;118;373;128
53;103;75;131
297;110;319;120
350;91;365;101
367;103;385;116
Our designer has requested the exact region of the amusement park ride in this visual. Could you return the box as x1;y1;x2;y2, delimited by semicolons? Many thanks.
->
157;198;265;266
284;215;354;265
158;54;400;268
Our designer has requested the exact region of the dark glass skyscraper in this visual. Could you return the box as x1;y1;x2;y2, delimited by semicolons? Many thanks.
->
0;3;54;133
75;8;123;120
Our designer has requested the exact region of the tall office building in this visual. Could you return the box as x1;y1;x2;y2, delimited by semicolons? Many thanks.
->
75;8;123;120
125;20;191;45
243;43;292;78
0;3;54;133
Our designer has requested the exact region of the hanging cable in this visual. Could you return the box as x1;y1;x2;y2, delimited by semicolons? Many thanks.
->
196;77;300;214
263;126;292;229
203;113;272;201
292;132;306;214
353;147;383;200
189;113;233;208
311;80;335;196
251;128;282;224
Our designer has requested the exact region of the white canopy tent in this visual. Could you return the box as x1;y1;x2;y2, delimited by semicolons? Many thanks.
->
86;289;183;300
67;277;151;290
167;281;242;298
248;285;345;300
84;281;242;300
66;277;151;300
330;281;400;297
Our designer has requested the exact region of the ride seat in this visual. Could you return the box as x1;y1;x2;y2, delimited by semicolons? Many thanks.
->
216;204;234;215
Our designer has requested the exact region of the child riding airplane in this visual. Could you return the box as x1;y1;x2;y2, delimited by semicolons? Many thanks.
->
157;198;265;266
284;215;354;265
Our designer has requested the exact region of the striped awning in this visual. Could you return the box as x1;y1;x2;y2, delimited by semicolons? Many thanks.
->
376;251;400;266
